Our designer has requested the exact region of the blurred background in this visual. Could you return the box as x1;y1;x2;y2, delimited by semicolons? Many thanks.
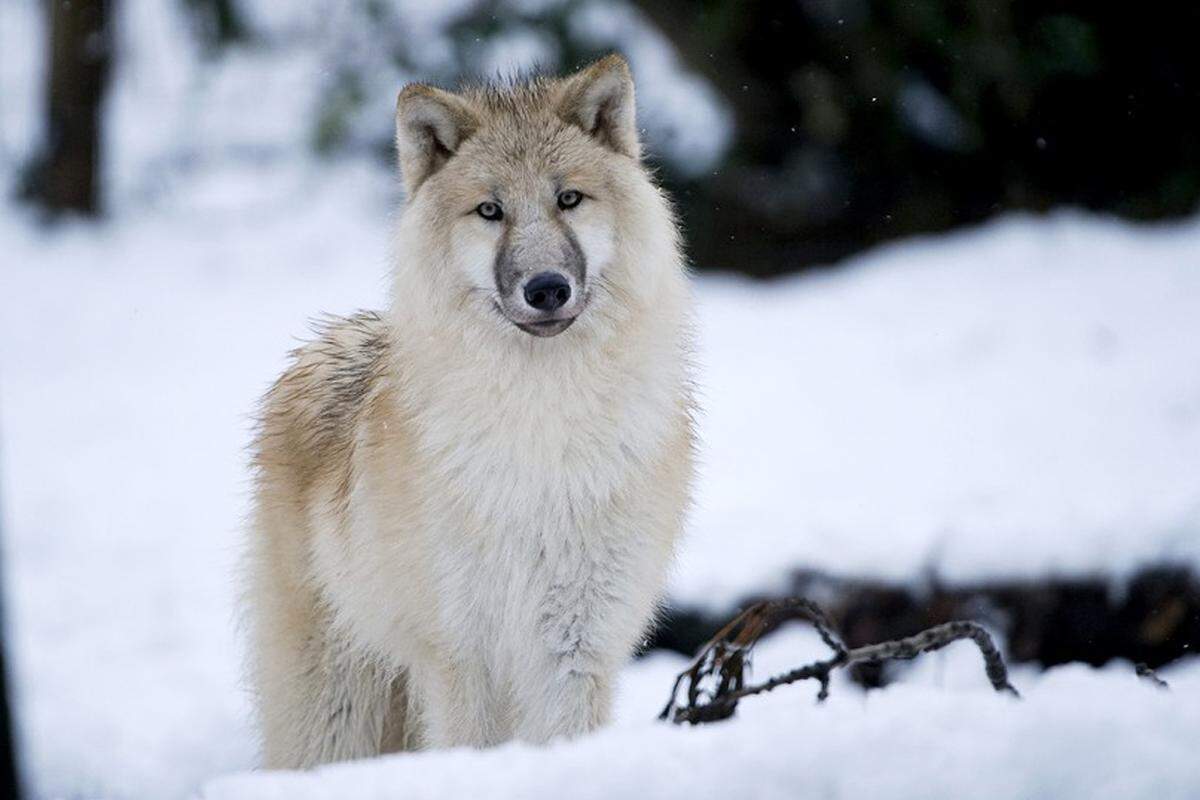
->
11;1;1200;268
1;1;1199;798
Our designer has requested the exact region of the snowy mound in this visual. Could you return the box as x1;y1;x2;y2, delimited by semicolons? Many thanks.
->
202;637;1200;800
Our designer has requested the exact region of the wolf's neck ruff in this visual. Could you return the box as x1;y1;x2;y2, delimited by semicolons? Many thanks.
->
388;298;687;529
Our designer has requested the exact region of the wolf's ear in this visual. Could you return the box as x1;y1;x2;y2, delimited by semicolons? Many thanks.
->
395;84;479;196
557;54;639;158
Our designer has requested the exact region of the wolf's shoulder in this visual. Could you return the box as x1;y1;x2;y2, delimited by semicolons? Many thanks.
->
253;310;393;469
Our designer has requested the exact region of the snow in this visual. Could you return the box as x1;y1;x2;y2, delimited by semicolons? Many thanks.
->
681;215;1200;607
202;635;1200;800
2;1;1199;797
0;0;42;168
0;165;382;800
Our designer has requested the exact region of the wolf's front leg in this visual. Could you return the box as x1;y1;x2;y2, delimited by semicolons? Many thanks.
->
509;582;623;743
411;656;509;748
511;656;615;744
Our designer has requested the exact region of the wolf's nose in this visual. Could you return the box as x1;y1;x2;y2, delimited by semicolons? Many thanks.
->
523;272;572;312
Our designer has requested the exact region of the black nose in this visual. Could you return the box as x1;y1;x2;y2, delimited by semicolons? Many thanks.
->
523;272;572;311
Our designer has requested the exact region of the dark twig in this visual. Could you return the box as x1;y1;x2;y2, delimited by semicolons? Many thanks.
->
1135;662;1170;689
660;598;1019;725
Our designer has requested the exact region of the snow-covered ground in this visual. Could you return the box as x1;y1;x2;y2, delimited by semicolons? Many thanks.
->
3;0;1200;797
204;650;1200;800
3;166;1199;798
684;215;1200;607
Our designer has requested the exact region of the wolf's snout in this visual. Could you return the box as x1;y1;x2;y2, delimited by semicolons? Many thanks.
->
523;272;572;312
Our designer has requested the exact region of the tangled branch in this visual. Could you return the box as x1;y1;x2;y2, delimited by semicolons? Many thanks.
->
660;597;1019;725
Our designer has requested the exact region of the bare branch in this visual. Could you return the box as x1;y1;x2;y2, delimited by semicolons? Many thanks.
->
1135;662;1170;689
660;598;1019;725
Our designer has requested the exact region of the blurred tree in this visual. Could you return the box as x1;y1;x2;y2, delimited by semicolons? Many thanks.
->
306;0;1200;274
634;0;1200;274
309;0;601;160
29;0;1194;265
182;0;248;55
19;0;113;217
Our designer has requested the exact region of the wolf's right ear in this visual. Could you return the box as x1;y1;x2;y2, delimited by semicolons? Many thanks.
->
395;85;479;196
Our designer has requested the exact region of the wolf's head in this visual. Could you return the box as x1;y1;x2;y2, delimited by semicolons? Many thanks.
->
393;55;679;341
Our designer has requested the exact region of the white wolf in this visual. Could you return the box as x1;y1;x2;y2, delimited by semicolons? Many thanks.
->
244;54;695;768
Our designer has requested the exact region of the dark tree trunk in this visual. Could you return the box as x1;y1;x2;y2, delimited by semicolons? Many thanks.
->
0;485;21;797
22;0;112;216
0;590;19;798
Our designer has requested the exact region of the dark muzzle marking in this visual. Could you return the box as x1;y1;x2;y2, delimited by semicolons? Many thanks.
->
492;215;588;300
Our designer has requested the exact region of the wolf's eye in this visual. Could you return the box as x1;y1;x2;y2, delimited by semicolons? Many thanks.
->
476;201;503;221
557;190;583;210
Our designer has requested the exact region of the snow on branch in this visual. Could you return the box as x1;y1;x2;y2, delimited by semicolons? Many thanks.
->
659;597;1019;725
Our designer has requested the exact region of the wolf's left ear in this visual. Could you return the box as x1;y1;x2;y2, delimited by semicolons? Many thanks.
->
558;54;639;158
395;84;480;196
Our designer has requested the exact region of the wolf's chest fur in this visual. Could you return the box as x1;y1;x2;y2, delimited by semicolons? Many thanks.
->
408;340;676;530
397;333;683;657
301;316;688;678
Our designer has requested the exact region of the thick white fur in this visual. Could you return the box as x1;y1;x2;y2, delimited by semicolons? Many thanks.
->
245;57;694;768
